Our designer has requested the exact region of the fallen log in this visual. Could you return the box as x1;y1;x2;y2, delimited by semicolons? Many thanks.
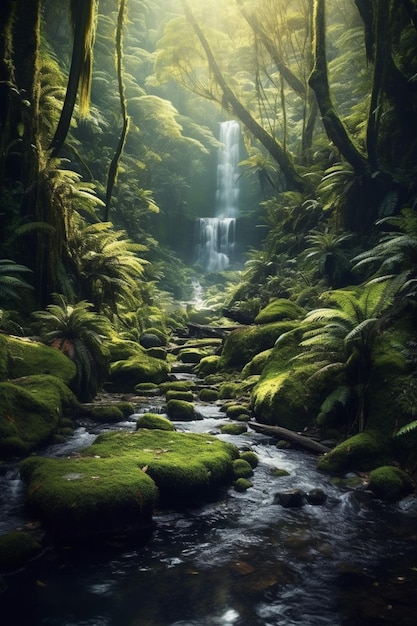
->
249;422;331;455
186;323;240;339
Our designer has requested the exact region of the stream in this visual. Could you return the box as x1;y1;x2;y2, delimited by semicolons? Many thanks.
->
1;386;417;625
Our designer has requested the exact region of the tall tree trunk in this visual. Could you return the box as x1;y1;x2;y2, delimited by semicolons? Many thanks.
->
309;0;369;175
181;0;306;193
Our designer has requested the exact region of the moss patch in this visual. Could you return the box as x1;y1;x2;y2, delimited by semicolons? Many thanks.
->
4;336;76;384
221;423;248;435
199;388;219;402
240;451;259;468
165;389;194;402
368;466;413;501
110;353;169;392
254;299;306;325
197;355;220;377
234;478;252;492
136;413;176;431
0;376;78;459
166;399;198;421
317;431;389;475
232;458;254;479
219;321;298;371
0;531;42;572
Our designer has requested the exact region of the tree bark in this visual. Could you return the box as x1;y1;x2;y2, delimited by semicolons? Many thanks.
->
181;0;306;193
308;0;369;175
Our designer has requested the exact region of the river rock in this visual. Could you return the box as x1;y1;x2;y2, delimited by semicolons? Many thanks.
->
274;489;305;508
140;333;163;349
305;488;327;505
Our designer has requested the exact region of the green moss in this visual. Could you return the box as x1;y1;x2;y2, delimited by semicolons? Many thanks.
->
218;382;240;400
136;413;176;431
317;431;388;475
0;335;8;381
198;388;219;402
0;531;42;572
178;348;208;364
225;404;250;419
116;402;135;418
20;454;158;538
134;382;161;395
242;349;273;377
232;458;254;479
159;381;195;394
368;466;413;501
165;389;194;402
254;299;306;325
197;355;221;377
240;451;259;468
144;327;168;345
5;336;76;384
84;405;124;423
166;399;197;421
271;468;290;477
0;376;78;459
145;347;167;360
221;423;248;435
234;478;252;492
85;430;238;504
108;339;144;362
219;321;298;371
110;353;169;392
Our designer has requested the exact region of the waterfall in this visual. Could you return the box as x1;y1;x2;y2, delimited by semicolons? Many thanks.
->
195;120;240;272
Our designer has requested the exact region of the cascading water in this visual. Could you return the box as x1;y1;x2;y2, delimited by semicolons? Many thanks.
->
195;120;240;272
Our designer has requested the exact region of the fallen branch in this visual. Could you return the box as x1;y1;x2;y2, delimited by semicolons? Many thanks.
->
249;422;331;455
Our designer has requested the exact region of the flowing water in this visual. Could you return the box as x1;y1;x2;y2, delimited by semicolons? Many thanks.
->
2;392;417;625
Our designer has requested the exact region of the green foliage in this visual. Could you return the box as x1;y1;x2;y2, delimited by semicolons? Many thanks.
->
32;294;111;401
302;229;353;287
0;260;33;307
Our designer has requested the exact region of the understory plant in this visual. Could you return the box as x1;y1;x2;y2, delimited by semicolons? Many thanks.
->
32;294;112;401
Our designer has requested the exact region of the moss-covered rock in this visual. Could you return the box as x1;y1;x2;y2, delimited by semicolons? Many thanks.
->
0;376;78;458
251;328;326;430
234;478;252;492
232;458;254;479
81;405;124;423
218;382;240;400
20;454;158;539
116;402;135;418
254;299;306;325
134;382;161;395
198;388;219;402
20;430;239;533
219;321;298;371
317;431;388;475
166;399;199;421
240;451;259;468
110;353;169;392
136;413;176;431
165;389;194;402
221;423;248;435
178;348;208;364
3;335;76;384
197;355;221;377
242;349;273;377
0;531;42;572
225;404;250;419
159;381;195;394
145;347;167;360
368;466;413;501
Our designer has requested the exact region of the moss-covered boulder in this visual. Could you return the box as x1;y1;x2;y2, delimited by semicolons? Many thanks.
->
0;376;79;458
177;348;208;364
234;478;252;492
110;353;169;392
145;347;167;360
232;458;253;479
251;328;326;430
242;349;273;377
225;404;250;419
254;299;306;325
136;413;176;431
218;382;240;399
159;381;195;394
221;423;248;435
166;399;200;421
20;455;158;539
81;405;124;423
197;355;221;377
20;430;240;536
219;321;298;371
198;388;219;402
165;389;194;402
134;382;161;396
368;466;413;501
317;431;389;475
0;531;42;573
1;335;76;384
240;451;259;468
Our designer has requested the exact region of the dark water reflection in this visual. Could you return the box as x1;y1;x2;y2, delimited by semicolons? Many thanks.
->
2;403;417;625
